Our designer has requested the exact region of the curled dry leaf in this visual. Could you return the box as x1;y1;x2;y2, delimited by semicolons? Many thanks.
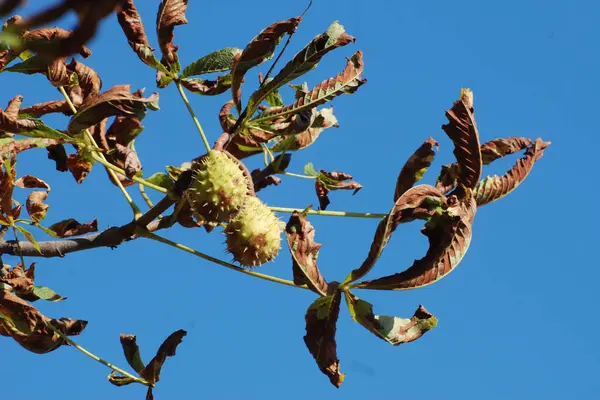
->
474;138;550;206
180;75;232;96
4;94;23;119
247;21;355;119
47;143;68;172
394;138;438;201
251;153;291;192
1;100;68;140
231;16;302;111
139;329;187;384
342;185;445;285
304;290;344;388
26;190;48;223
354;195;477;290
19;100;72;118
442;88;482;192
315;170;362;211
271;107;339;152
0;290;86;354
255;51;366;123
0;263;64;302
15;174;50;190
345;292;438;345
156;0;188;65
1;138;61;159
66;152;93;184
285;210;329;296
67;85;158;134
66;58;102;107
48;218;98;238
0;154;16;216
20;27;92;59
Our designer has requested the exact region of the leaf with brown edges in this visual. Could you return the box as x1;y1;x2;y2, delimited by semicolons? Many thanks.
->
442;88;482;191
139;329;187;383
341;185;445;285
285;211;328;296
156;0;188;66
395;138;438;201
231;16;302;111
15;175;50;190
271;107;339;152
315;169;362;211
48;218;98;238
304;290;344;388
180;75;232;96
25;190;48;223
475;138;550;206
354;195;477;290
345;292;438;345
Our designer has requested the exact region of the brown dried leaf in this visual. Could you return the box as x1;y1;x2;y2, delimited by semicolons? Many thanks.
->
48;218;98;238
15;175;50;190
180;75;232;96
442;88;482;191
47;144;68;171
66;153;93;184
0;153;16;216
270;107;339;152
315;170;362;211
231;16;302;111
19;100;71;118
1;138;60;158
304;290;344;388
156;0;188;65
106;115;143;145
251;153;290;192
395;138;438;201
354;195;477;290
113;143;141;179
66;59;102;107
285;211;329;296
218;100;236;133
474;138;550;206
20;27;91;59
117;0;149;48
345;293;438;345
26;190;49;223
342;185;445;285
4;94;23;119
139;329;187;384
0;262;33;295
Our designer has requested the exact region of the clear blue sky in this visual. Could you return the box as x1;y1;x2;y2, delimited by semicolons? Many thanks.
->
2;0;598;399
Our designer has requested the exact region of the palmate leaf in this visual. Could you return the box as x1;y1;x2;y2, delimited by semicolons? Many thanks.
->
353;196;477;291
341;185;445;286
252;51;366;124
442;88;482;191
181;47;242;78
474;138;550;206
304;291;344;388
285;211;329;296
345;292;437;345
245;21;355;120
231;17;302;111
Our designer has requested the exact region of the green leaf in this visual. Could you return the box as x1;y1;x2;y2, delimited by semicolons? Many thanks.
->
4;55;47;74
253;51;366;123
181;47;242;78
33;224;58;237
263;78;284;107
345;292;438;345
246;21;355;120
15;120;71;140
108;371;136;387
136;44;171;74
145;172;175;191
32;286;66;302
15;225;41;254
303;162;318;176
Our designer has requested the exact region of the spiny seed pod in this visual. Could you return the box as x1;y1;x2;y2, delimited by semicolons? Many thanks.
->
185;150;251;226
225;196;282;267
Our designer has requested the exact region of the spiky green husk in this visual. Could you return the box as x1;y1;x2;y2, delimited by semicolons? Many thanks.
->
225;196;282;267
185;150;250;226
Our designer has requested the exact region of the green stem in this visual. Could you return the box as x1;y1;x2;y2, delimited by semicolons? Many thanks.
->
141;231;307;290
175;80;211;152
269;206;386;219
281;171;315;180
44;322;152;387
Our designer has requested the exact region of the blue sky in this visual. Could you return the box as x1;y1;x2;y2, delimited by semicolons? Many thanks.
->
2;0;598;399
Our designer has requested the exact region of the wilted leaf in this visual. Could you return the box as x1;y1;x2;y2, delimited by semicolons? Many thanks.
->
231;16;301;111
304;290;344;388
342;185;445;285
156;0;188;66
15;175;50;190
180;75;232;96
139;329;187;384
345;293;437;345
271;107;339;152
120;334;145;373
0;262;33;294
0;137;60;158
442;88;482;191
253;51;366;124
354;195;477;290
66;153;93;183
315;170;362;211
25;190;48;223
1;106;70;140
474;138;550;206
67;85;158;134
246;21;355;119
0;154;16;216
66;59;101;107
19;100;71;118
47;143;68;172
48;218;97;238
395;138;438;200
181;47;242;78
285;211;328;296
251;153;290;192
4;94;22;119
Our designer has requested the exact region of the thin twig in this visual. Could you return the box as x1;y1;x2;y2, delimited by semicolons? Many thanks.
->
174;80;212;152
270;206;386;219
